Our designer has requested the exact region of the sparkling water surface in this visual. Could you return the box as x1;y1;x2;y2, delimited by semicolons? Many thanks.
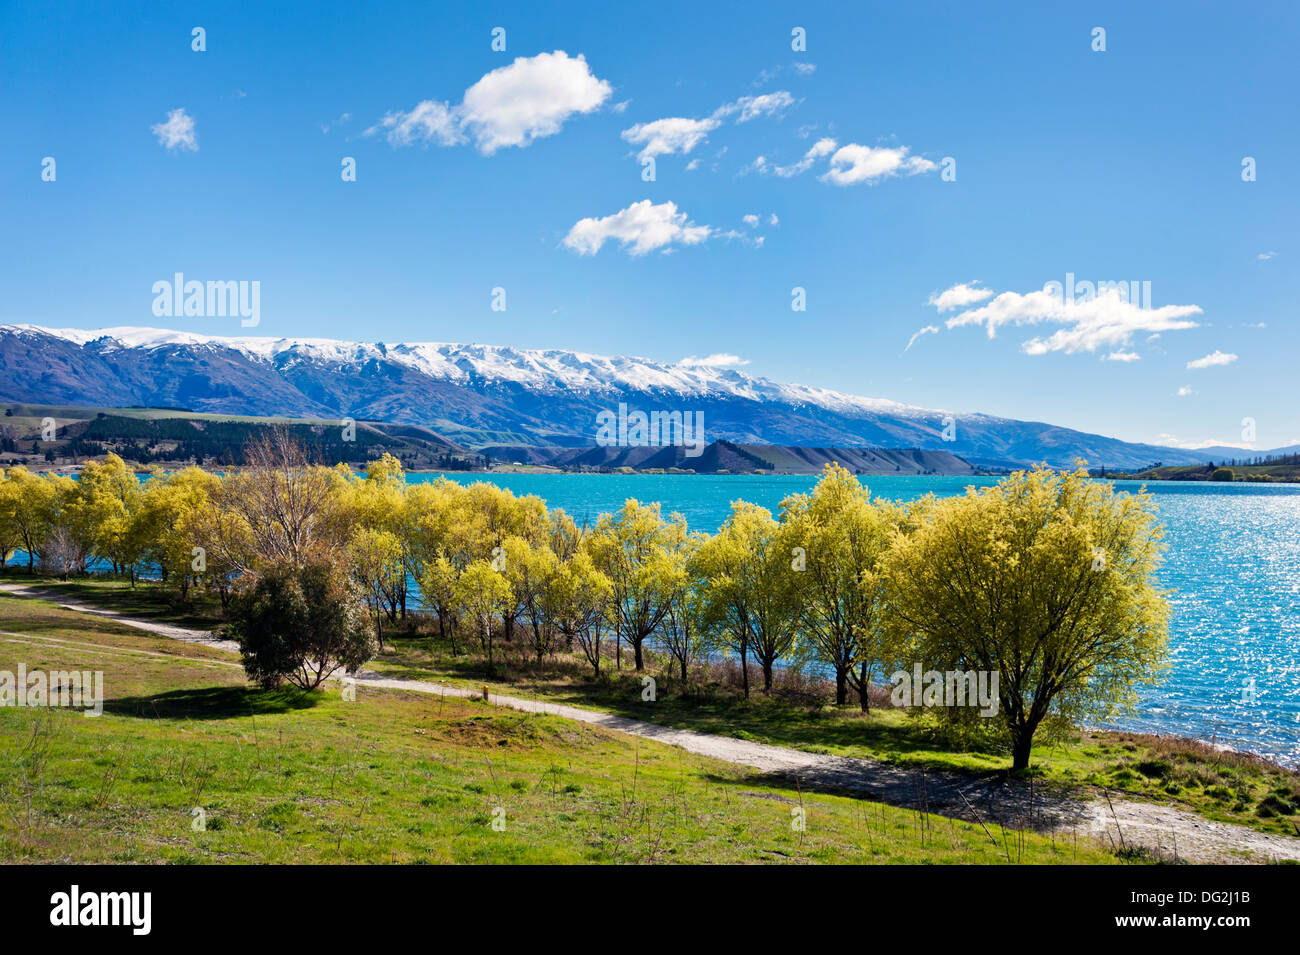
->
414;472;1300;765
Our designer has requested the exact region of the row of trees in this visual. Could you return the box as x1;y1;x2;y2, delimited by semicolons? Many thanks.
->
0;432;1170;768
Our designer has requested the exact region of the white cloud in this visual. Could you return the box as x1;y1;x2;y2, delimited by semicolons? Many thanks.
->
1186;350;1238;369
621;90;795;163
753;137;837;177
370;51;610;154
905;325;939;351
940;286;1202;356
685;158;701;171
751;137;934;185
1159;434;1253;450
742;214;759;227
1103;350;1140;362
723;91;796;123
680;353;750;368
1258;251;1277;261
151;108;197;151
793;62;816;75
374;100;461;146
1176;385;1194;396
927;282;993;312
622;116;720;161
768;213;779;226
822;143;936;185
562;199;711;256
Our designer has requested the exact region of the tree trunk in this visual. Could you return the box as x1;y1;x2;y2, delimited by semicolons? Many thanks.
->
762;661;773;694
857;661;870;713
633;638;644;671
740;644;750;699
1011;725;1035;770
835;666;848;705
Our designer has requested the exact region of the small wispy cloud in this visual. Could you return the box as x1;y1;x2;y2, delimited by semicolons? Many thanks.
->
927;281;993;312
1258;251;1278;261
905;325;940;351
1176;385;1194;396
751;136;935;185
621;90;797;162
1186;350;1238;369
679;353;750;368
151;108;197;151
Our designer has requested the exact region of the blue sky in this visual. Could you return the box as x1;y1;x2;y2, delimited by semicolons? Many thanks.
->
3;0;1297;449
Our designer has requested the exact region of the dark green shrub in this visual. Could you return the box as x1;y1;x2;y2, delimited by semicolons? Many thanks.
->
225;558;376;689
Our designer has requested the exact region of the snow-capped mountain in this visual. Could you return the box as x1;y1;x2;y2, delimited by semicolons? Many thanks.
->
0;324;1219;468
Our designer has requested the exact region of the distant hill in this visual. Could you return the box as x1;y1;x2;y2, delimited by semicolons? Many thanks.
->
0;405;477;470
482;441;978;475
1112;457;1300;484
0;324;1272;470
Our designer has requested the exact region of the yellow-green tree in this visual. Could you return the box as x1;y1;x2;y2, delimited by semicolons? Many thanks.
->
73;453;142;575
0;470;25;567
2;467;56;572
587;500;681;671
661;526;709;684
417;555;462;652
695;501;800;695
548;550;612;676
347;525;404;647
456;559;512;673
780;464;896;709
135;466;221;595
878;466;1170;769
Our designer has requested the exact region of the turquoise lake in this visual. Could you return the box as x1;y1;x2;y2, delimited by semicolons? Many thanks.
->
415;472;1300;766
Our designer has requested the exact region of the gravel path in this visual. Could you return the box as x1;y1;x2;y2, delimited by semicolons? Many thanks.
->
5;580;1298;863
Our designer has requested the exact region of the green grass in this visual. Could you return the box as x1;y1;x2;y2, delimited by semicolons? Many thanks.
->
359;622;1300;841
0;593;1120;864
0;568;226;630
1117;463;1300;483
8;571;1300;849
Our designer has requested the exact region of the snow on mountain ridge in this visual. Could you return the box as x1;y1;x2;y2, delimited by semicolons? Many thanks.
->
5;324;941;419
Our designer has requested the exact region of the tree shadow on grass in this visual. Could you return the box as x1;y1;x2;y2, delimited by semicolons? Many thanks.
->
103;685;323;721
700;760;1095;836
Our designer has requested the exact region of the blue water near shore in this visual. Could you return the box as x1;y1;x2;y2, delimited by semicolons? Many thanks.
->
416;472;1300;766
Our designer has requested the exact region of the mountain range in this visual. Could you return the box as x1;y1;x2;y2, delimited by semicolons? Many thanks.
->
0;324;1269;470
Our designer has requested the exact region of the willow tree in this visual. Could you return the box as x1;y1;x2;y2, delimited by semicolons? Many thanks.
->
878;466;1170;770
695;501;800;695
780;464;896;709
548;550;611;676
456;559;512;673
0;466;56;572
586;500;681;671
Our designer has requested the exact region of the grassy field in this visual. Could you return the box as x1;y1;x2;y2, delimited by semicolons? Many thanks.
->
0;590;1124;864
1115;463;1300;483
7;571;1299;850
365;641;1300;838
